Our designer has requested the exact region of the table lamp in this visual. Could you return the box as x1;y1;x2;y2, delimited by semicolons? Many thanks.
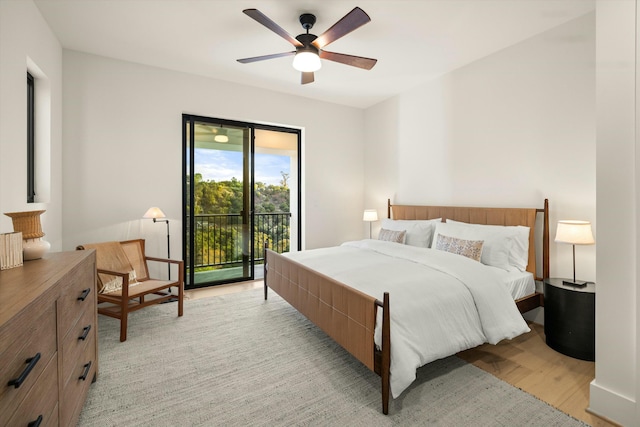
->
363;209;378;239
554;220;595;287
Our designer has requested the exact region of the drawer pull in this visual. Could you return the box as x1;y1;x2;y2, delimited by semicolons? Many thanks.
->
78;288;91;301
28;415;43;427
79;361;92;381
7;352;41;389
79;324;92;341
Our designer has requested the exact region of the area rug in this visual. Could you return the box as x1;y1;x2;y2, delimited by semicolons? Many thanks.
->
78;288;588;426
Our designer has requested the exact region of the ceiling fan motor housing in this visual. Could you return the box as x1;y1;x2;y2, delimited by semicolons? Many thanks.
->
296;33;319;52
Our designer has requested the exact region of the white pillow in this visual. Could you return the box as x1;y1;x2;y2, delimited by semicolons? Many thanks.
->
380;218;442;248
433;222;512;270
446;220;530;271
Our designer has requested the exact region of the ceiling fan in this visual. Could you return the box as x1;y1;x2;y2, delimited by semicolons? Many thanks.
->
237;7;377;84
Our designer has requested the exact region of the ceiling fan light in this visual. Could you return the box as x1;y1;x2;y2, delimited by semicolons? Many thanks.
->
292;51;321;72
214;126;229;143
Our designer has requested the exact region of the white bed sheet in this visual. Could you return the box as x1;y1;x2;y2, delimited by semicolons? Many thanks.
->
282;239;530;399
499;269;536;300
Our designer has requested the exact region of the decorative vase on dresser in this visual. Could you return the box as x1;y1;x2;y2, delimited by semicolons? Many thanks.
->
3;209;51;260
0;250;98;426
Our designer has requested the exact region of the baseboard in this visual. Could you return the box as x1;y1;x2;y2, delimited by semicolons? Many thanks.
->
589;379;636;426
585;407;623;427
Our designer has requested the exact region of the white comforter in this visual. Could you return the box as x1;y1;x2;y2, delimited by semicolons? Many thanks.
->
283;239;530;398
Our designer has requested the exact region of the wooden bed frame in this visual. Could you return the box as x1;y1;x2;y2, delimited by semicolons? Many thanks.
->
264;199;549;414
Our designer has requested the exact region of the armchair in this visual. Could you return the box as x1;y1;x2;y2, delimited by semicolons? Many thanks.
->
77;239;184;342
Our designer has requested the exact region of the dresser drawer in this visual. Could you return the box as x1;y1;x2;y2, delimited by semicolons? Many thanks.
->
60;303;96;389
0;303;57;424
57;262;95;335
60;344;96;427
5;354;59;427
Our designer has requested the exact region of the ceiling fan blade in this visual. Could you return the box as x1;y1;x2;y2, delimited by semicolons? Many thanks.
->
243;9;303;47
237;51;295;64
312;7;371;49
319;51;377;70
301;72;314;85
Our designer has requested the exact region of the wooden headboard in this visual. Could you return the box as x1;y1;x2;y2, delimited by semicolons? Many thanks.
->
388;199;549;281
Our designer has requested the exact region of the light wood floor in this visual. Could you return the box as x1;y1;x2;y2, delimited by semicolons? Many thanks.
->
187;281;617;427
458;324;617;427
184;280;263;300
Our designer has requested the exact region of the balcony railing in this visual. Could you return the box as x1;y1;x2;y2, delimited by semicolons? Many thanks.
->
191;212;290;270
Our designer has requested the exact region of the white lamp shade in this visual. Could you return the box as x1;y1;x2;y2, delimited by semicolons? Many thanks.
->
555;220;595;245
143;207;166;219
363;209;378;222
292;51;321;72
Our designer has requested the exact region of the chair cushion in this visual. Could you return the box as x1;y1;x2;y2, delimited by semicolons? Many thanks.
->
81;241;137;293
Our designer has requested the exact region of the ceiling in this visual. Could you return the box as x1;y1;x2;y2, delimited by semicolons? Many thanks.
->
34;0;594;109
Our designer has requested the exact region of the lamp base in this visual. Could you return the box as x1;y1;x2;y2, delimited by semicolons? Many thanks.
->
562;279;588;287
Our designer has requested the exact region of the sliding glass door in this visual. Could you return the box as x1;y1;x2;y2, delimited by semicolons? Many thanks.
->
183;115;301;289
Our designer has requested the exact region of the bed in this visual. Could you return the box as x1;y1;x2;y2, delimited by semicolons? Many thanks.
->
263;199;549;414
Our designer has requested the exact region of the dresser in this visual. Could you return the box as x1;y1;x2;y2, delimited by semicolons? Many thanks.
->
0;250;98;426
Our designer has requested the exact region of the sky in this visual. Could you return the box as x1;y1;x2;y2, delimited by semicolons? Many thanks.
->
195;148;290;186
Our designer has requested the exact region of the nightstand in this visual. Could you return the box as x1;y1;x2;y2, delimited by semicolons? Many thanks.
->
543;278;595;361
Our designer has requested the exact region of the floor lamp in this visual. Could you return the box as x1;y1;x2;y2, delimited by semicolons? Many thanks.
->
143;207;171;280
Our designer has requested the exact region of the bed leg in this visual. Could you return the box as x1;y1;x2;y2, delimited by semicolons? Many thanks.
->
381;292;390;415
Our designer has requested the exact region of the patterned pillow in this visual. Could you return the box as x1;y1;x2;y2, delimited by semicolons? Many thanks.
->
378;228;407;244
435;234;484;262
380;218;442;247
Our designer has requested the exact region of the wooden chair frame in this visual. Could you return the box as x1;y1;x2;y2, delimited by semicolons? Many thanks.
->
77;239;184;342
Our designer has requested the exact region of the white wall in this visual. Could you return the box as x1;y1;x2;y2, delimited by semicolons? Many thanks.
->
590;1;638;425
363;97;399;228
365;13;596;283
62;51;365;258
0;0;62;249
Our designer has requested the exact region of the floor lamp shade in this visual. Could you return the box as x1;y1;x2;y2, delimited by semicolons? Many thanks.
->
554;220;594;286
143;207;166;220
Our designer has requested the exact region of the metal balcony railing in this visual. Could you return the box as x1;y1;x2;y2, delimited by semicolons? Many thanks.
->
190;212;290;270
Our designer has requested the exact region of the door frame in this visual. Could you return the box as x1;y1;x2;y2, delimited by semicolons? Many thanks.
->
182;114;302;289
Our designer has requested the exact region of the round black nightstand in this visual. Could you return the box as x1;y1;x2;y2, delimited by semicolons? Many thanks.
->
543;278;595;361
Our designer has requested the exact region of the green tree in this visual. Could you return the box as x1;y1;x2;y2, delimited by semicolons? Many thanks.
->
190;176;291;271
